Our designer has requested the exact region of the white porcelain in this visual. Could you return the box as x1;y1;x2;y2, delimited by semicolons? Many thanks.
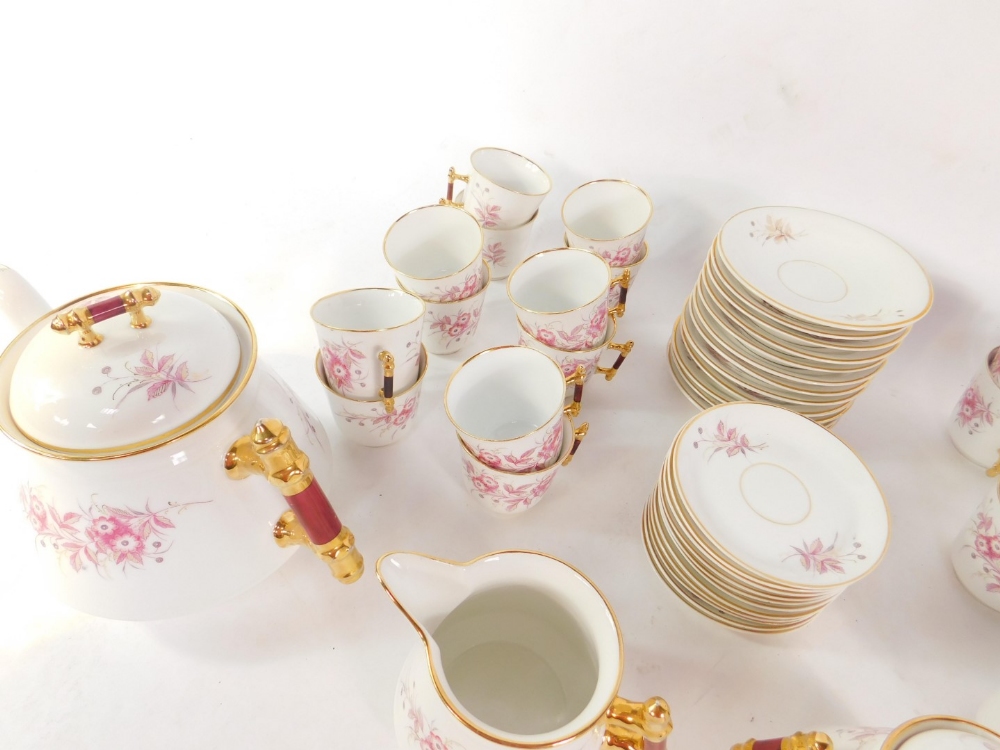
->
311;288;424;401
384;204;484;301
952;482;1000;613
398;261;490;356
0;265;50;351
882;716;1000;750
518;313;633;384
672;402;890;588
716;207;933;331
976;689;1000;735
819;727;892;750
2;280;353;620
562;179;653;267
459;189;537;280
316;346;427;447
451;147;552;229
458;416;586;514
376;550;671;750
508;248;626;352
444;346;583;473
949;347;1000;468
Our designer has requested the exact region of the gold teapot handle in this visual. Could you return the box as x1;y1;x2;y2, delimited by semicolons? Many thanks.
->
224;418;363;584
603;695;672;750
51;286;161;347
439;166;470;208
731;731;833;750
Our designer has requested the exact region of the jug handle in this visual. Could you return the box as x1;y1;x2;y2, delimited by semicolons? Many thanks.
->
603;695;672;750
731;732;833;750
224;418;363;583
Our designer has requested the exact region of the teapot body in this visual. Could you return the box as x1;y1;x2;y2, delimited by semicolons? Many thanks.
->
6;362;333;619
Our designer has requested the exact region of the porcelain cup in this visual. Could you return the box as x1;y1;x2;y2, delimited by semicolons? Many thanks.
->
458;416;588;514
518;312;634;384
397;261;490;356
562;179;653;267
733;718;1000;750
312;288;425;404
443;146;552;229
507;247;630;351
949;346;1000;468
564;234;648;308
384;204;484;302
457;189;537;280
952;480;1000;613
444;345;586;473
316;346;428;447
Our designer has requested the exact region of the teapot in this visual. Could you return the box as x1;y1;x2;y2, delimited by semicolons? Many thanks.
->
0;266;362;620
376;550;672;750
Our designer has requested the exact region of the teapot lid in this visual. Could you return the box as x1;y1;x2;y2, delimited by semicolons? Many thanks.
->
7;284;242;454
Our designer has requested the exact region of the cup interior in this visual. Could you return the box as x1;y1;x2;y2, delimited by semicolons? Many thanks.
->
385;206;482;279
312;288;423;331
471;148;551;196
508;250;609;313
447;348;564;440
563;181;652;240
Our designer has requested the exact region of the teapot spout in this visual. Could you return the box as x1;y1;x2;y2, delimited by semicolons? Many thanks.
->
0;266;50;352
376;552;476;638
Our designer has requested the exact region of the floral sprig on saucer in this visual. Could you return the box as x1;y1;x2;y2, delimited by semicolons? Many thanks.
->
784;535;865;575
749;215;803;244
693;420;766;460
839;309;905;323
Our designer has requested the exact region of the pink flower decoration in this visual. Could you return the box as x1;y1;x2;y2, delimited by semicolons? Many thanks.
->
956;385;997;433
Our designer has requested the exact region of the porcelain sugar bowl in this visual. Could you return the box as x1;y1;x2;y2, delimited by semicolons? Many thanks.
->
0;279;362;620
377;550;672;750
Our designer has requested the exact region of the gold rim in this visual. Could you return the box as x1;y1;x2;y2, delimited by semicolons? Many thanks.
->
882;716;1000;749
375;549;624;749
517;311;617;354
0;282;258;461
443;345;568;443
315;345;429;401
470;146;553;197
396;261;492;305
563;234;650;270
714;206;935;331
383;204;485;281
561;179;654;242
457;415;575;476
311;287;426;333
506;247;613;316
667;402;893;590
707;243;912;348
684;291;876;397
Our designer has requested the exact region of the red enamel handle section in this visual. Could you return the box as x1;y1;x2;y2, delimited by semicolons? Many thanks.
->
284;480;343;545
88;295;128;322
747;740;783;750
645;740;668;750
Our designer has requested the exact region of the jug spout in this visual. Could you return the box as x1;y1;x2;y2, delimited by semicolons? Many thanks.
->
0;266;50;352
376;552;476;637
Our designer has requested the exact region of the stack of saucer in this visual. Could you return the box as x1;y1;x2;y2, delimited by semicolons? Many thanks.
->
643;402;891;633
668;207;933;427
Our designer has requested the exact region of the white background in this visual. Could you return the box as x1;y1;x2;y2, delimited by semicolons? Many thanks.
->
2;2;1000;748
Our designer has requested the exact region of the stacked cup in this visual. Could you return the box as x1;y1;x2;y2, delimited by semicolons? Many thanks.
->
562;179;653;309
384;204;490;356
443;346;590;514
311;288;429;447
442;147;552;280
508;247;636;385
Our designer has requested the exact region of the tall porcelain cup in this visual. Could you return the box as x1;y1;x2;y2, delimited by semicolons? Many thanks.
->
377;550;673;750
